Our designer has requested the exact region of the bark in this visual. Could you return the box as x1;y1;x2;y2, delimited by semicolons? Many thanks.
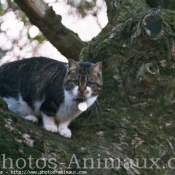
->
14;0;85;61
1;0;175;175
80;0;175;174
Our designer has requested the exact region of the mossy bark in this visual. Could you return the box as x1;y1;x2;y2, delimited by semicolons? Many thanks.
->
1;0;175;175
80;0;175;174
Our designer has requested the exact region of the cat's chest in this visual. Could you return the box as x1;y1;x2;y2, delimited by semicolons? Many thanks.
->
56;96;97;121
56;100;81;120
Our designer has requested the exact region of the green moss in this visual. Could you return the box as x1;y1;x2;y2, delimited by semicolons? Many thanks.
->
160;67;175;76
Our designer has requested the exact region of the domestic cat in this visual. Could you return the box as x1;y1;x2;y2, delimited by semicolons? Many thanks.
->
0;57;103;138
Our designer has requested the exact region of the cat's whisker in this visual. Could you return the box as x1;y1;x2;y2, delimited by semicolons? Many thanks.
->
64;94;76;113
65;94;75;106
52;91;64;99
52;91;72;104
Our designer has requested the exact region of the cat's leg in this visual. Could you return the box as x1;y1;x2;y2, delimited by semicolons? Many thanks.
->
23;115;38;123
58;120;72;138
3;96;38;123
41;112;58;133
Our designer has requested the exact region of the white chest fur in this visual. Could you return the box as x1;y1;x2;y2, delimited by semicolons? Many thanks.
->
56;90;97;122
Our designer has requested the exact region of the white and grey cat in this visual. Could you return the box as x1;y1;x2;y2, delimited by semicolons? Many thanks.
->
0;57;103;138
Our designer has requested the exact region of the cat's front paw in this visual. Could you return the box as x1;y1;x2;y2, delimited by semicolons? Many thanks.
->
24;115;38;123
44;124;58;133
58;127;72;138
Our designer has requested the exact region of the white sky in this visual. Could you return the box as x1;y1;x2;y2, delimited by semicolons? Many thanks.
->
0;0;108;65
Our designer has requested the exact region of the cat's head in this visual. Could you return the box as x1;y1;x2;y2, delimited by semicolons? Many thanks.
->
64;59;103;101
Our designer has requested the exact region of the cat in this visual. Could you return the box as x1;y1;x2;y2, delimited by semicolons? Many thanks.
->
0;57;103;138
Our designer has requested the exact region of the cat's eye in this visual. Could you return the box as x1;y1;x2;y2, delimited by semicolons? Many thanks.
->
73;80;79;85
87;81;94;86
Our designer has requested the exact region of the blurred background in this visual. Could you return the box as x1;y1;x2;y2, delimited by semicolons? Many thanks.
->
0;0;108;65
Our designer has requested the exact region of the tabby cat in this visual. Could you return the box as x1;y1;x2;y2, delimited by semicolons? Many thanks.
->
0;57;103;138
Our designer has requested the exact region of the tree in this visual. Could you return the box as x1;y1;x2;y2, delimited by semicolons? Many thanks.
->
5;0;85;61
0;0;175;175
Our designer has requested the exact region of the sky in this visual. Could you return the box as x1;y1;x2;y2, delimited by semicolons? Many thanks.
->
0;0;108;65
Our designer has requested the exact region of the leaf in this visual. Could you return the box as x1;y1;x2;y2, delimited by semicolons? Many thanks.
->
34;35;45;43
7;0;12;6
0;2;3;16
21;14;27;23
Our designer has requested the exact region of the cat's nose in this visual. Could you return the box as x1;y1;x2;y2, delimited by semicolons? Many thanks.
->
78;86;85;94
78;90;89;97
79;89;85;95
78;87;89;96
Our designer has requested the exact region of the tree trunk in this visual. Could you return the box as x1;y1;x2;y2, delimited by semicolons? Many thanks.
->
1;0;175;175
80;0;175;174
14;0;85;60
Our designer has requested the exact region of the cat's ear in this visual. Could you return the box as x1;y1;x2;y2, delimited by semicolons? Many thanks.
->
91;62;102;74
68;59;79;71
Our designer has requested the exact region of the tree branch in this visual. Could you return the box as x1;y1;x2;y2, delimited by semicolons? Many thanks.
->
14;0;85;61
